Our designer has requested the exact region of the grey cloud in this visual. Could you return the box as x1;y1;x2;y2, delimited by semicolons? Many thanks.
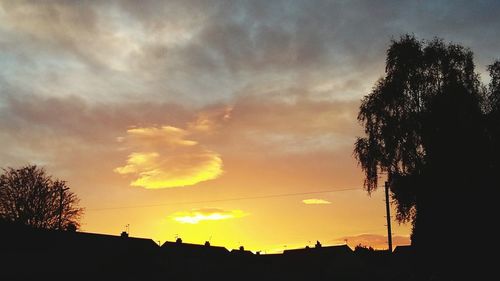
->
0;92;196;190
2;0;499;106
0;1;108;69
0;87;363;191
229;93;361;136
2;0;500;170
0;93;192;143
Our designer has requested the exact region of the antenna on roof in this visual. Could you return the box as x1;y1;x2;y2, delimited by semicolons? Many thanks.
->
175;234;182;243
315;240;322;248
120;224;130;238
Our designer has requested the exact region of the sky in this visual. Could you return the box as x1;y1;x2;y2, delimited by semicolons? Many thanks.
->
1;0;499;253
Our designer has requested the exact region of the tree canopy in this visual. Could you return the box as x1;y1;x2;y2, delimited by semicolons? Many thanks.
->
0;165;83;230
354;35;497;248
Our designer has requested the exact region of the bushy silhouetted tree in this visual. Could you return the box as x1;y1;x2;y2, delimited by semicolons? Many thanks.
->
486;60;500;184
487;60;500;112
354;244;374;253
354;35;496;277
0;165;83;230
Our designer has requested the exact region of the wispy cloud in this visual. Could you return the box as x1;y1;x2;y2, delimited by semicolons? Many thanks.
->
336;234;410;250
171;208;246;224
114;126;223;189
302;198;331;204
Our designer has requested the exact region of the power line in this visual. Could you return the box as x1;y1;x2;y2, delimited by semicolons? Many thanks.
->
87;187;363;212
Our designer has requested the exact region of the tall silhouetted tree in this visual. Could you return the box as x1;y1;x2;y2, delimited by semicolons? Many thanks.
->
354;35;495;277
487;60;500;112
0;165;83;230
486;60;500;184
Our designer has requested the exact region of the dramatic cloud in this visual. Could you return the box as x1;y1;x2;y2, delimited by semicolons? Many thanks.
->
114;126;223;189
0;0;497;251
2;0;499;106
337;234;410;250
302;199;331;205
171;208;246;224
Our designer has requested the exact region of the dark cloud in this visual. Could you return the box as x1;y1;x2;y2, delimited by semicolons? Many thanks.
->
0;93;191;143
2;0;499;106
0;0;110;69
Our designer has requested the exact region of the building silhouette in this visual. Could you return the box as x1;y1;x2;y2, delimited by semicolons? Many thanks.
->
0;221;413;281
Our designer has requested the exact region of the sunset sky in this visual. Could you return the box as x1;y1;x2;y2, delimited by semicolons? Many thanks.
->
1;0;499;253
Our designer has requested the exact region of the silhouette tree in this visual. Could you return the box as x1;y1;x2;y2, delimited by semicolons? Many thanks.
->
354;34;494;257
354;244;374;252
487;60;500;112
486;60;500;184
0;165;83;230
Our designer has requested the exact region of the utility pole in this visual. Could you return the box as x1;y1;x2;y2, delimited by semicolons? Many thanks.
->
385;181;393;253
58;186;69;230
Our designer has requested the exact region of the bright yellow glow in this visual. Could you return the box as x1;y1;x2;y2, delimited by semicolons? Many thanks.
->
114;125;223;189
171;208;247;224
129;154;222;189
302;198;331;204
114;152;159;174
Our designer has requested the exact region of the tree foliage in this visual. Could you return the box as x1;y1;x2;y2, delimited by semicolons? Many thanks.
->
0;165;83;230
486;60;500;184
487;60;500;112
354;35;497;246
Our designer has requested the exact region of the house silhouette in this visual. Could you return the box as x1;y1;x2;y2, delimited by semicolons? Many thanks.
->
160;239;229;258
0;221;414;280
230;245;254;257
283;244;353;257
0;221;159;280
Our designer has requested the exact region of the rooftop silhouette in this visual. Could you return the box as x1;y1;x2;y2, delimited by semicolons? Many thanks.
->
0;221;413;281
